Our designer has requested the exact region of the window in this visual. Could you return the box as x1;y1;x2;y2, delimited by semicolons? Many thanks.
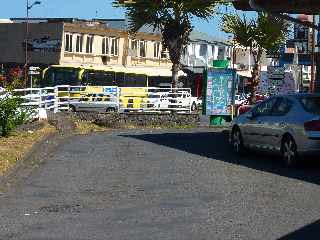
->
75;35;83;53
299;97;320;114
161;48;169;59
82;70;116;86
139;40;147;58
65;33;73;52
131;39;138;57
217;46;225;60
102;37;109;55
110;37;119;56
272;98;293;116
130;39;147;58
153;41;160;58
254;98;278;117
199;44;207;57
44;67;79;86
86;35;94;53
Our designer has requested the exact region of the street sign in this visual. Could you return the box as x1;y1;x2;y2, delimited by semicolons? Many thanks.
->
258;66;296;96
104;86;118;97
29;66;40;75
266;54;280;59
28;70;40;75
267;66;285;77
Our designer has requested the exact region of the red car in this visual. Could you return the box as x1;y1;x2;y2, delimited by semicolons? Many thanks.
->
237;94;266;115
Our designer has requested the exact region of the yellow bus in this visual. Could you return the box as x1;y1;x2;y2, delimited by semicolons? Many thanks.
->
40;65;148;88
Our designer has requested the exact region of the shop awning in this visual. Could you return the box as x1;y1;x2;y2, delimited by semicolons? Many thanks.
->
52;64;184;77
123;66;185;77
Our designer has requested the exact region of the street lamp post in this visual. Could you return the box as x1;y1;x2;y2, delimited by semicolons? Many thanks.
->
25;0;41;87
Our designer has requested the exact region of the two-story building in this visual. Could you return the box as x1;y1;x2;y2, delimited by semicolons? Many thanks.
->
181;31;232;96
0;18;176;87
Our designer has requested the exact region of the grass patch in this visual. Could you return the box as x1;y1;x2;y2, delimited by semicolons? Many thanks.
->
0;124;56;176
75;120;109;134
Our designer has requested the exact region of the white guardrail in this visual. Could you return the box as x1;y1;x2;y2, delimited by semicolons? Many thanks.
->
13;86;196;114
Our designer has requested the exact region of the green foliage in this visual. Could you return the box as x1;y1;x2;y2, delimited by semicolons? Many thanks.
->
0;96;30;137
114;0;219;86
0;67;25;91
222;12;290;54
222;12;290;103
222;14;254;49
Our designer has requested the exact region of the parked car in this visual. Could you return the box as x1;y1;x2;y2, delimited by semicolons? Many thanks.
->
69;93;118;113
0;88;11;100
148;91;198;111
236;94;266;115
230;93;320;166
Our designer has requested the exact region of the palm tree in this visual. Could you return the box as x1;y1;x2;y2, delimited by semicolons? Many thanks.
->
222;13;289;104
114;0;219;88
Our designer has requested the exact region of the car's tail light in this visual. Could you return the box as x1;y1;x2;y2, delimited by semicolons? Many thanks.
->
304;120;320;131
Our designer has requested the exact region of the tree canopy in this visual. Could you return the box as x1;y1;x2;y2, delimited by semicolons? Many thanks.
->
222;13;290;102
222;13;289;60
114;0;220;87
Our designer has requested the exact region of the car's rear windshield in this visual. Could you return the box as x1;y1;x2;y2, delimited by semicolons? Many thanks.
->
299;97;320;115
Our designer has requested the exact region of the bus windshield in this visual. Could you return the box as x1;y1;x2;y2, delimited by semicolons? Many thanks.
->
42;67;81;87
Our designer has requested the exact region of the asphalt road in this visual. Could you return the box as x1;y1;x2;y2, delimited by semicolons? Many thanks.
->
1;128;320;240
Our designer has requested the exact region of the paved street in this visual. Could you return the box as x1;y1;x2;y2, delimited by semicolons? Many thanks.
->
1;128;320;239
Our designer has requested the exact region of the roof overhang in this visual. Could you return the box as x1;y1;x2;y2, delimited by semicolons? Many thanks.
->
50;65;183;77
233;0;320;14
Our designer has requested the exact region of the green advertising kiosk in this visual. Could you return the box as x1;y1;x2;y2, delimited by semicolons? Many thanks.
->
203;63;237;126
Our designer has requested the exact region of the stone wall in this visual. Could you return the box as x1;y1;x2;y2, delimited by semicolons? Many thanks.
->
74;112;200;129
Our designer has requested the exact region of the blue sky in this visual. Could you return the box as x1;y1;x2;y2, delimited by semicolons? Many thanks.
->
0;0;245;40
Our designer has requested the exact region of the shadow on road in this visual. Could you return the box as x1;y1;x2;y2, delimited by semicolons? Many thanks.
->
278;219;320;239
121;131;320;186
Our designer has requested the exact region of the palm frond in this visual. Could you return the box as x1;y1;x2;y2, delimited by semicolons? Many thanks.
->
222;13;290;51
222;14;255;48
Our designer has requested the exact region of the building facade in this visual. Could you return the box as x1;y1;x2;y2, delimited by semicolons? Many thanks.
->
0;18;174;87
180;31;232;96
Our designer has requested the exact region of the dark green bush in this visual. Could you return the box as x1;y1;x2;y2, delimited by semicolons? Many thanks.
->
0;96;30;137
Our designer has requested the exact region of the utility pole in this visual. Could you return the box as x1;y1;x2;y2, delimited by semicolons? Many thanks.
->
310;15;316;92
25;0;41;87
316;15;320;93
24;0;29;87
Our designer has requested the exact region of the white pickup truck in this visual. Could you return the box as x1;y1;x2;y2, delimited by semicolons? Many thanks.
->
149;91;199;111
0;88;11;100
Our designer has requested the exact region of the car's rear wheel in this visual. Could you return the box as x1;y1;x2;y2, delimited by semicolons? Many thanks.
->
281;135;298;167
232;127;245;154
106;107;116;113
68;105;76;112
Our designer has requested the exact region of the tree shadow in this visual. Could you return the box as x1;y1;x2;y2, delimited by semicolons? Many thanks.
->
278;219;320;239
121;131;320;186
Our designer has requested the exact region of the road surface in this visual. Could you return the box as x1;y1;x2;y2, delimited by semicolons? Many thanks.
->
0;128;320;239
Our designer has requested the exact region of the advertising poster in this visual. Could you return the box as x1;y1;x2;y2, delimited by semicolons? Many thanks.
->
205;69;236;116
258;66;296;96
104;86;118;96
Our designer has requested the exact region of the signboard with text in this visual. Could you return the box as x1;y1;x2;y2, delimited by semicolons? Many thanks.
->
204;68;236;116
103;86;118;96
258;67;296;96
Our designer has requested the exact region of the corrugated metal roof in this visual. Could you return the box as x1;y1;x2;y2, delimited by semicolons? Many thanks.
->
189;31;229;46
9;18;227;42
100;19;161;34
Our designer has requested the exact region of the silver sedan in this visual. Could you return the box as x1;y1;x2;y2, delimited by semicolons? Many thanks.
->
230;93;320;166
69;94;118;113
